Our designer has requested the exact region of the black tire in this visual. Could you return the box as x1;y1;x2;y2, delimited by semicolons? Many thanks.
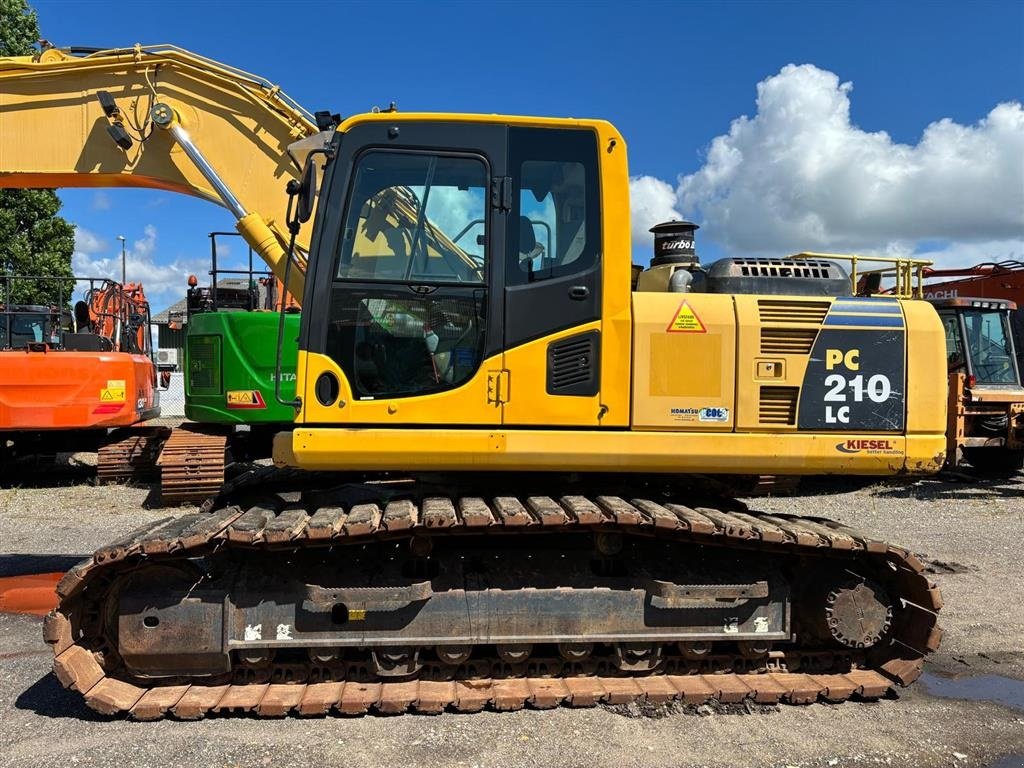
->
962;447;1024;476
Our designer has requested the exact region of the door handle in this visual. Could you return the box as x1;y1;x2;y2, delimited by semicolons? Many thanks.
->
568;285;589;301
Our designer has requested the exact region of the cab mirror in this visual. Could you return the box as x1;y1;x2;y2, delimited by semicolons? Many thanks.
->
297;160;317;224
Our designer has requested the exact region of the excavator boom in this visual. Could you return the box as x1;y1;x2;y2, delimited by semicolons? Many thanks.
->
0;44;322;300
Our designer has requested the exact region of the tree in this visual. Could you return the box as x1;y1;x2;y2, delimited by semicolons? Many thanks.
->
0;0;75;307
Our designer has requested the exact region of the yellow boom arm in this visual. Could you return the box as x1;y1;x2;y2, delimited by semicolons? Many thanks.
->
0;44;324;301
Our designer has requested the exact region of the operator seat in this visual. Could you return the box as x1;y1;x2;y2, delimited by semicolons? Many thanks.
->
518;216;544;266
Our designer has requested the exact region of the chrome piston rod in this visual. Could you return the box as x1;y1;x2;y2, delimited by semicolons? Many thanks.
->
150;102;248;220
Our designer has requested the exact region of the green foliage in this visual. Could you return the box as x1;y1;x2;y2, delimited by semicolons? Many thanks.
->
0;0;77;307
0;190;76;305
0;0;38;56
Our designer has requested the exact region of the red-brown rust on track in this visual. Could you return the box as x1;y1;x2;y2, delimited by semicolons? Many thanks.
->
156;425;227;505
96;427;170;485
44;494;943;719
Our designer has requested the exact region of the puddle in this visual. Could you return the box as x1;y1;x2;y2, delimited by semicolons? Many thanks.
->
0;572;62;616
987;756;1024;768
920;672;1024;713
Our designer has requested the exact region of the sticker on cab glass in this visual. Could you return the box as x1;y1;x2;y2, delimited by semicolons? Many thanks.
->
666;301;706;333
226;390;267;409
100;379;126;402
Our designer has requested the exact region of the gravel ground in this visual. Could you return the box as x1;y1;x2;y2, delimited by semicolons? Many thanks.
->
1;459;1022;768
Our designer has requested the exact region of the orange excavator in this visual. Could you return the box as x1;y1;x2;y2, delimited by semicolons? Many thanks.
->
0;274;162;478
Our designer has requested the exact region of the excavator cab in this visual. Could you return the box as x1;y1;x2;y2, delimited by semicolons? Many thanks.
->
931;297;1024;473
0;304;58;348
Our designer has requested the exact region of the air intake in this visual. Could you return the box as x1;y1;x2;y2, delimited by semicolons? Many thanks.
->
547;331;599;396
758;300;831;324
759;386;799;425
760;327;818;355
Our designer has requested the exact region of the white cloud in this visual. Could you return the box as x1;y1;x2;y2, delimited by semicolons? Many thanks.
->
91;191;111;211
73;226;106;256
635;64;1024;268
72;225;213;310
629;176;684;246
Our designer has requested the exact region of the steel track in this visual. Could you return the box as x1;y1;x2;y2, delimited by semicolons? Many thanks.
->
155;425;227;505
45;493;942;719
96;427;170;485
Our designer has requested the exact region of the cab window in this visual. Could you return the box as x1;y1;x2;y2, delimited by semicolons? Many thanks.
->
336;151;487;284
507;129;599;286
940;312;965;371
327;150;489;399
963;309;1018;385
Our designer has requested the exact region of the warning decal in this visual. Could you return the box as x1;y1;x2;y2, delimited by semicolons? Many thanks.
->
100;379;126;402
226;390;267;409
666;301;707;333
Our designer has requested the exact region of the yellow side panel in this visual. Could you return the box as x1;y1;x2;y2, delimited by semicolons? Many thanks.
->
503;321;606;426
903;300;948;436
733;295;823;431
297;350;502;425
631;293;736;430
280;426;946;476
594;121;632;428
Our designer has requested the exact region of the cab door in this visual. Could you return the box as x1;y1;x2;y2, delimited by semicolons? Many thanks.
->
299;120;509;426
501;127;605;426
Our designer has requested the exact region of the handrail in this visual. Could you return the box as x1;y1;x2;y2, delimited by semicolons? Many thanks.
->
788;252;934;299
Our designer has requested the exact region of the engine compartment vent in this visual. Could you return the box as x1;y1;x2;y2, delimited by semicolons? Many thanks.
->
760;327;819;355
759;386;799;425
758;300;831;324
547;331;599;396
733;259;841;279
701;258;850;297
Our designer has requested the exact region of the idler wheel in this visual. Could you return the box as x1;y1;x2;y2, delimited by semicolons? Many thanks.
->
822;577;894;649
497;644;532;663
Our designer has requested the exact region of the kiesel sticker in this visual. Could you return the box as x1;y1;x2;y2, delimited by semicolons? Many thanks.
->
666;301;707;333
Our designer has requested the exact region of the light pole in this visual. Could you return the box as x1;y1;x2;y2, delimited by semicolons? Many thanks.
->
116;235;126;286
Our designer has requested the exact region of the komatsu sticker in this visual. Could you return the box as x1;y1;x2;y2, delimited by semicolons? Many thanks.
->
100;379;126;402
666;301;706;333
671;406;729;422
226;389;267;409
669;407;699;421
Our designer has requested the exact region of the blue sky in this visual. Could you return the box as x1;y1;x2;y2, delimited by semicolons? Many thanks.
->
30;0;1024;312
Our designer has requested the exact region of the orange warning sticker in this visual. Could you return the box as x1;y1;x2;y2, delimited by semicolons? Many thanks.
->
666;301;706;333
226;390;266;409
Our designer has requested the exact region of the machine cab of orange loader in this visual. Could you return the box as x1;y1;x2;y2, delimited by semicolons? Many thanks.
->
0;275;159;457
278;113;948;478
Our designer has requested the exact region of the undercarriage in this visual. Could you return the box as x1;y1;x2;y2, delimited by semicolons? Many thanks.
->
46;481;941;719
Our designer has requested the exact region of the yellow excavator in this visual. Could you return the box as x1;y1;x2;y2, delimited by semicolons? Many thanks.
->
2;44;944;719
